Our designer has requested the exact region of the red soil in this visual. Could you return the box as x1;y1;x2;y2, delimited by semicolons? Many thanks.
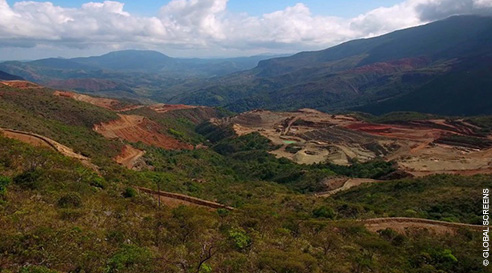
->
0;80;41;89
94;114;193;150
345;122;443;140
53;91;142;112
115;144;145;169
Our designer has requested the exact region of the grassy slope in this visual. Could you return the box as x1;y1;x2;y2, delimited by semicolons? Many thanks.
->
0;136;487;273
0;85;123;161
0;85;488;272
332;175;491;224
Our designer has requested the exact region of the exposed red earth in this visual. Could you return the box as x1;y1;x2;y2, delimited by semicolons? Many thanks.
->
216;109;492;178
0;80;42;89
52;90;204;169
114;144;146;170
53;90;143;112
94;114;193;150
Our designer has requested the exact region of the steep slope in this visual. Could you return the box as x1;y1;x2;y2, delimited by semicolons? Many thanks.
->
171;15;492;116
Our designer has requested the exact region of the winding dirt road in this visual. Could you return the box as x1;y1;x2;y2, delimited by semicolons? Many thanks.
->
115;144;145;170
137;186;235;211
0;128;99;172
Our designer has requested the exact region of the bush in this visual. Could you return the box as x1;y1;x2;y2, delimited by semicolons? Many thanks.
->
91;177;107;189
57;193;83;208
105;245;154;273
312;206;336;219
228;228;252;251
123;187;137;198
13;169;43;190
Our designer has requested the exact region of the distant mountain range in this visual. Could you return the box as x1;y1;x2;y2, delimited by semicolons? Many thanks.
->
168;15;492;116
0;51;286;101
1;50;285;78
2;15;492;116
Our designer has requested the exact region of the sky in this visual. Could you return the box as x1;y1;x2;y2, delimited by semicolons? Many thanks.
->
1;0;492;60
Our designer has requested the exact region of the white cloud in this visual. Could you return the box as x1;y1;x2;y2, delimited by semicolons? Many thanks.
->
0;0;490;57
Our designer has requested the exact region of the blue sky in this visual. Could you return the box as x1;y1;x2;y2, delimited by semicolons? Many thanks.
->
6;0;402;17
0;0;490;60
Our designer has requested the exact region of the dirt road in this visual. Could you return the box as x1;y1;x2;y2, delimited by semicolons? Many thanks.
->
362;217;483;234
0;128;99;172
115;144;146;169
137;186;235;210
315;178;380;197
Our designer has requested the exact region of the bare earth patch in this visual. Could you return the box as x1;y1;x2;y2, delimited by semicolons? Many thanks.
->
94;114;193;150
213;109;492;176
0;80;41;89
363;217;483;235
114;144;146;170
53;90;143;112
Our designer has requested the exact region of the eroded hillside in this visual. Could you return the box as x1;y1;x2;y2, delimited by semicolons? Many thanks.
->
212;109;492;176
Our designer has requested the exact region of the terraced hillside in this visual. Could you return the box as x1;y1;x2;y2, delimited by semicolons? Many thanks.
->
211;109;492;176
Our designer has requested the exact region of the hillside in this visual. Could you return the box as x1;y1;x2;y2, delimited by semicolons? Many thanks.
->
0;70;23;81
0;82;489;272
169;15;492;116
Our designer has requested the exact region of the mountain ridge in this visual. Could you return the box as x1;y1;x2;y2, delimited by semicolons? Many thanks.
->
169;15;492;116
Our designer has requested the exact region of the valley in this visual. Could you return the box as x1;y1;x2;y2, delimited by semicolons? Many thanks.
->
0;12;491;273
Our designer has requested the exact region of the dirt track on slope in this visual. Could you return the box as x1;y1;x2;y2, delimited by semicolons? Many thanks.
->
149;103;200;113
315;178;380;197
0;128;99;172
362;217;483;234
114;144;146;170
137;186;235;210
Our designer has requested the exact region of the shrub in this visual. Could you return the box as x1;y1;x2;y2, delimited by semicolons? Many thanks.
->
57;193;83;208
105;245;154;273
228;228;252;251
123;187;137;198
13;169;43;190
91;177;107;189
312;206;336;219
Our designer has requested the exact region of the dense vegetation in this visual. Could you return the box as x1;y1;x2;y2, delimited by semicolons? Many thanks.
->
0;136;488;272
334;175;489;224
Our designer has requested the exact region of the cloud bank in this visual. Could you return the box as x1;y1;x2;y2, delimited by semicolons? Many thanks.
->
0;0;491;57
